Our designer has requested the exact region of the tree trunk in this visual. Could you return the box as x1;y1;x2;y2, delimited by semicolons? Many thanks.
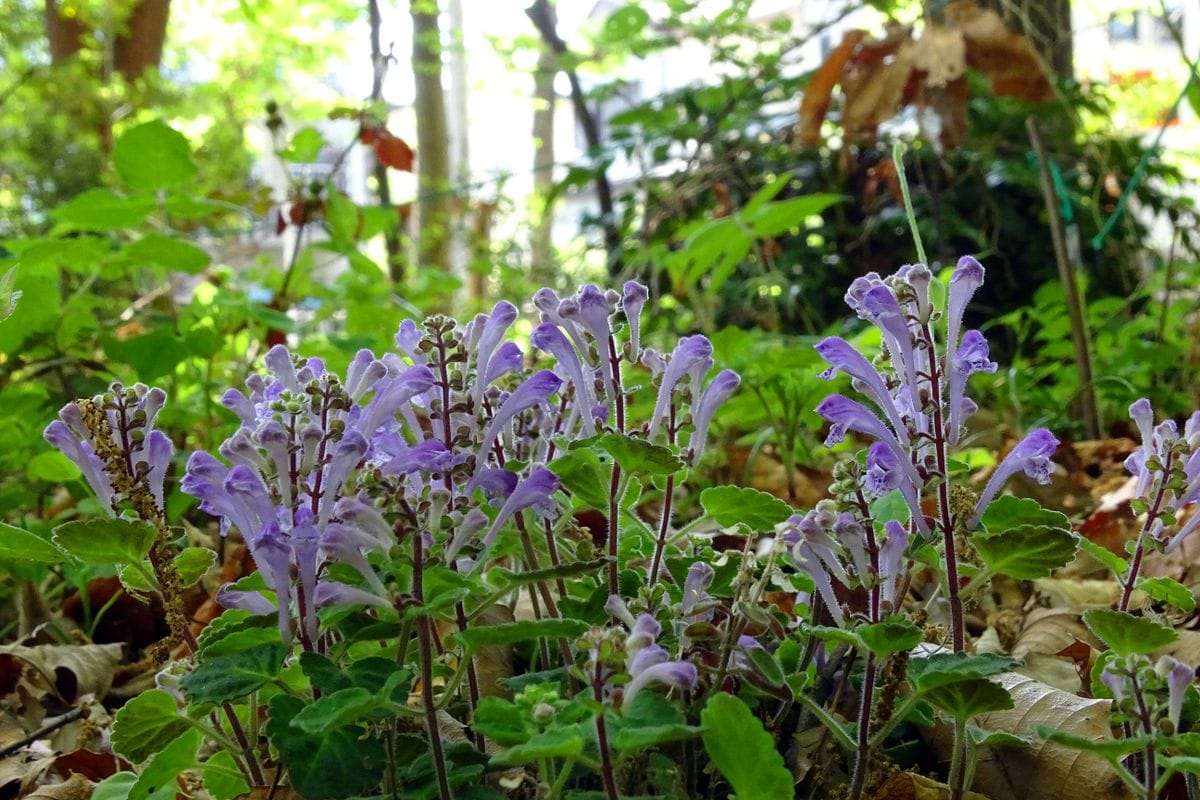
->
45;0;171;82
411;0;453;275
979;0;1073;80
530;0;557;281
368;0;407;283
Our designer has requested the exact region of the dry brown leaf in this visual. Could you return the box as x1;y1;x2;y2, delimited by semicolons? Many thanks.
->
0;754;54;798
0;644;124;705
27;773;93;800
873;770;992;799
969;673;1133;800
841;43;916;141
1012;608;1098;659
794;30;866;148
945;0;1053;102
1033;579;1132;611
911;25;966;87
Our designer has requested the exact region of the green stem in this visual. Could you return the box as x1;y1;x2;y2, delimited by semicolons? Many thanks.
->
948;717;967;800
892;140;927;266
793;692;857;752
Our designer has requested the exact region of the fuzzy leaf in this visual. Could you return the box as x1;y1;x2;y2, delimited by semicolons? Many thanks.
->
291;687;378;734
128;728;199;800
113;121;197;191
908;653;1020;693
973;525;1077;580
265;694;385;799
857;616;924;657
548;448;610;509
453;619;588;651
700;486;793;530
594;433;683;476
111;689;190;763
52;518;157;564
0;522;68;563
180;643;288;705
1135;577;1196;613
1083;608;1178;656
490;724;585;766
979;495;1070;534
925;678;1014;721
700;693;793;800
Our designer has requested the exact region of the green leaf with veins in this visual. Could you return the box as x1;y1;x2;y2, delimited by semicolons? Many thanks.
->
111;689;190;763
857;616;924;657
265;695;385;800
1036;725;1152;759
0;522;68;563
454;619;588;651
978;495;1070;533
53;518;157;564
924;678;1013;721
1135;577;1196;613
490;724;585;766
907;653;1020;693
180;643;288;705
701;693;793;800
1083;608;1178;656
594;433;683;476
700;485;793;530
113;121;198;191
128;728;199;800
972;525;1078;579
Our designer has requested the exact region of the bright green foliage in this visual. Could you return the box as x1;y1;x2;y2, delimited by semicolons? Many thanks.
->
180;643;289;705
701;693;794;800
1083;609;1179;656
111;689;192;763
700;485;793;530
52;518;157;564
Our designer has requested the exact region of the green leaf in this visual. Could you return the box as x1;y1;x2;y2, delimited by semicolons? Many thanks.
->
1082;608;1178;656
52;518;157;564
745;645;787;689
454;619;588;651
594;433;683;476
103;327;189;381
490;557;613;589
0;265;21;322
924;678;1013;721
907;653;1020;693
111;689;190;763
472;696;529;746
180;643;288;705
611;692;701;752
51;188;156;230
548;449;610;509
743;193;842;237
124;234;212;275
858;616;924;657
25;450;81;483
1136;577;1196;613
174;547;217;586
1077;538;1128;578
128;729;200;800
966;724;1032;748
1158;755;1200;776
1035;725;1151;759
265;694;385;800
490;724;585;766
0;522;68;563
291;687;377;734
699;486;792;530
202;750;250;800
700;693;793;800
114;121;198;191
93;773;140;800
280;127;326;163
972;525;1078;580
978;495;1070;534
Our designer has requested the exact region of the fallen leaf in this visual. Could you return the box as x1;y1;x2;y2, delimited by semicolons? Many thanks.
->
873;770;992;799
27;772;93;799
0;644;124;703
795;30;866;148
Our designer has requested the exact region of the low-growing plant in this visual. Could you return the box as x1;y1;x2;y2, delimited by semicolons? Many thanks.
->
17;256;1200;800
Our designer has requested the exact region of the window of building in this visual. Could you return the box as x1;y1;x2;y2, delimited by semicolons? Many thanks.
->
1107;11;1139;42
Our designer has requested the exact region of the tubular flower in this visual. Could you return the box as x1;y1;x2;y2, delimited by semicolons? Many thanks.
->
968;428;1060;528
648;335;714;440
687;369;740;463
947;330;997;445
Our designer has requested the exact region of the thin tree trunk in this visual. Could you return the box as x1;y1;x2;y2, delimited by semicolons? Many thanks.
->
447;0;473;303
368;0;407;282
530;0;557;281
526;0;623;277
411;0;453;276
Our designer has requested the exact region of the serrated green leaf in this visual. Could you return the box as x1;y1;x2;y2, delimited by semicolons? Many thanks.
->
111;689;190;763
1035;725;1151;759
265;694;385;799
52;518;157;564
907;653;1020;693
925;678;1013;721
858;616;924;657
181;643;288;705
473;696;530;746
967;724;1032;748
490;724;585;766
595;433;683;476
1135;577;1196;613
291;687;377;734
93;773;140;800
700;486;792;530
128;728;200;800
1077;538;1128;578
978;495;1070;534
973;525;1078;579
454;619;588;651
51;188;156;230
1083;608;1178;656
125;234;212;275
201;750;250;800
548;448;610;509
174;547;217;586
114;121;197;191
490;557;613;589
0;522;68;563
700;693;793;800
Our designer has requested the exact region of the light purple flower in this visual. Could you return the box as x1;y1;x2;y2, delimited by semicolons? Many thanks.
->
621;281;649;359
356;365;436;440
1158;656;1194;727
43;418;116;512
782;507;849;627
815;336;908;445
865;443;929;535
947;329;997;445
968;428;1060;528
445;507;489;562
217;585;277;617
861;285;920;394
531;323;596;437
264;345;300;392
946;256;984;355
484;342;524;384
681;562;715;621
688;369;740;463
878;520;909;607
345;349;387;401
648;335;713;440
470;301;518;410
315;581;392;611
1099;666;1126;703
816;394;921;488
143;430;173;511
378;436;454;477
478;467;560;551
290;508;320;642
893;264;932;320
624;658;697;705
475;371;562;472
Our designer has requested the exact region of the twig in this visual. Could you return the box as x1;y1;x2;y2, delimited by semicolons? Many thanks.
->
0;707;88;758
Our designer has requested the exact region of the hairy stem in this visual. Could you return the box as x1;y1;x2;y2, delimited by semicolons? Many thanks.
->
593;661;620;800
415;534;454;800
1120;456;1174;612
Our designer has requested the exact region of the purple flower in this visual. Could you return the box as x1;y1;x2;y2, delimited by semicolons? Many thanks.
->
320;522;387;595
394;319;424;363
290;508;321;642
560;285;617;403
968;428;1060;528
1158;656;1194;727
445;507;489;562
531;323;596;437
264;345;300;392
648;335;713;440
143;430;173;511
1099;666;1126;703
315;581;392;611
345;349;387;401
688;369;740;463
865;443;928;535
44;417;116;512
815;394;921;488
475;371;562;473
356;365;436;440
815;337;908;445
623;657;697;706
681;562;715;621
947;330;997;446
479;467;560;551
878;521;909;607
781;507;850;627
626;613;662;650
946;256;984;355
470;301;518;410
893;264;932;320
861;285;919;394
484;342;524;384
317;431;368;525
621;281;649;359
378;436;454;477
217;585;276;616
469;468;519;503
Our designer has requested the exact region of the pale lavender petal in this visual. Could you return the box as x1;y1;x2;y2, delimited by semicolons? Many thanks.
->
44;420;116;511
816;394;921;488
688;369;740;463
622;281;649;359
816;337;908;441
484;342;524;384
648;335;713;440
265;345;300;392
479;467;560;550
471;301;519;410
947;330;997;445
143;430;172;511
315;581;391;610
946;256;984;355
216;585;276;616
623;660;698;705
968;428;1060;528
531;323;596;436
878;520;909;607
475;371;561;472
